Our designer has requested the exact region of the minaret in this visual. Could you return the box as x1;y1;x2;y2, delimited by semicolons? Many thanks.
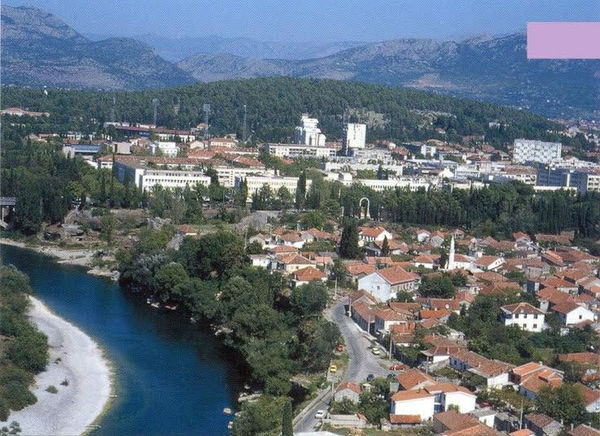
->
447;235;456;271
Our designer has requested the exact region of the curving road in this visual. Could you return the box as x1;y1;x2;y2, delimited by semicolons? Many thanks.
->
294;301;389;433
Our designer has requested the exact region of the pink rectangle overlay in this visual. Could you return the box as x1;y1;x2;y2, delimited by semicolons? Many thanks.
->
527;22;600;59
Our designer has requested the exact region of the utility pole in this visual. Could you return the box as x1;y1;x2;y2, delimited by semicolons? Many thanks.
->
242;104;247;144
389;333;393;361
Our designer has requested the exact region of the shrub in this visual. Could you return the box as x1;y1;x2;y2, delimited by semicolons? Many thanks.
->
45;386;58;394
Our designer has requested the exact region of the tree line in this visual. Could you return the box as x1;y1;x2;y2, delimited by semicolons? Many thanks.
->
0;266;49;422
116;228;341;435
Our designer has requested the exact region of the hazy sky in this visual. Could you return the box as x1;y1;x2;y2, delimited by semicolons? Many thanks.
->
4;0;600;41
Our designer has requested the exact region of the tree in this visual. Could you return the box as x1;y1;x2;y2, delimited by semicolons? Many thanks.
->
295;171;306;210
339;219;361;259
381;236;390;256
153;262;189;302
100;212;116;245
281;398;293;436
290;282;328;318
535;384;587;425
419;274;456;298
14;179;42;234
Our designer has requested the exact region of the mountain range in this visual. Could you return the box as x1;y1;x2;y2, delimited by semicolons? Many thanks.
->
1;5;599;120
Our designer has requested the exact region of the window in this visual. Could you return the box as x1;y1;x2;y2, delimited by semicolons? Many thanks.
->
579;315;583;319
533;324;538;329
534;314;538;319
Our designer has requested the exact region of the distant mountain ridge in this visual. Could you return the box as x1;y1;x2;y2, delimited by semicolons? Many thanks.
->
120;34;366;62
2;5;598;120
176;34;600;119
1;5;194;90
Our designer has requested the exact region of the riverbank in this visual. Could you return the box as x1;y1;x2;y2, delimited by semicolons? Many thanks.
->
0;238;119;280
8;296;113;436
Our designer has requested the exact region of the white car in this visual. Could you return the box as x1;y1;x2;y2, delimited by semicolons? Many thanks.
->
371;348;381;356
314;410;326;419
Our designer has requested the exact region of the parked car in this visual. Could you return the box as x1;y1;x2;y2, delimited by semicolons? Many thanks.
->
366;374;375;382
371;348;381;356
389;363;405;370
336;344;345;352
314;410;326;419
329;364;337;373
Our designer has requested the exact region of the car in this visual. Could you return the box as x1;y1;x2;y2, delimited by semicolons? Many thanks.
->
389;363;405;370
387;373;396;379
329;364;337;373
336;344;345;352
366;374;375;382
314;410;326;419
371;348;381;356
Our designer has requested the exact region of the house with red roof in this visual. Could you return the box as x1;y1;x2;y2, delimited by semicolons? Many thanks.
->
551;302;596;326
334;382;362;403
358;265;420;302
500;302;545;332
391;383;476;422
358;226;393;247
510;362;563;399
292;266;326;287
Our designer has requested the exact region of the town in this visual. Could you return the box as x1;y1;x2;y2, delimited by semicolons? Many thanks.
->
2;96;600;436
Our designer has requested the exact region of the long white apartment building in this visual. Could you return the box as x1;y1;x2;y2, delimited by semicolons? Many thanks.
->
213;165;274;188
322;161;403;176
324;172;433;192
114;161;210;192
513;139;562;164
239;175;313;200
266;143;337;159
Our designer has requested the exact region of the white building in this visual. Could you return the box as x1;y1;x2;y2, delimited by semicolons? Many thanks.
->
114;161;211;192
357;266;420;302
513;139;562;164
551;302;596;326
391;384;476;421
500;302;545;332
214;165;274;188
266;143;337;159
240;175;313;199
344;123;366;152
152;141;179;157
295;114;326;146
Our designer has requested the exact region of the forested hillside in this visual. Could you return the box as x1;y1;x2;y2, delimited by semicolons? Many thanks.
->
1;77;578;150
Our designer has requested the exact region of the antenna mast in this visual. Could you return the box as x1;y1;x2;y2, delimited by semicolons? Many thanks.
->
242;104;247;144
203;104;211;140
152;98;160;127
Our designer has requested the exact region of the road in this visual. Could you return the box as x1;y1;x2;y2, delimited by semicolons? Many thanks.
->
294;301;390;433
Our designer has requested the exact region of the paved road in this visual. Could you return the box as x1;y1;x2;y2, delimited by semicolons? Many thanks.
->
294;301;390;433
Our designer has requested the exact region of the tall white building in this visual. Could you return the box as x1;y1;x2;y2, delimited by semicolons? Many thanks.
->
295;114;326;146
344;123;366;152
513;139;561;164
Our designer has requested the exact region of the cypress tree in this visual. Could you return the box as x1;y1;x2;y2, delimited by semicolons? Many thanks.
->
282;398;293;436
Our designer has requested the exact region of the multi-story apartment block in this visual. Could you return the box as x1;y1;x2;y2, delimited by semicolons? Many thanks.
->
513;139;562;164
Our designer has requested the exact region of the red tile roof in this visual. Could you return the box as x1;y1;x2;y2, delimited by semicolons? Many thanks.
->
377;265;420;285
293;266;325;282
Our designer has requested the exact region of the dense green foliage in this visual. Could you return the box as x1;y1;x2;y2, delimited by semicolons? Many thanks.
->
535;384;587;425
0;266;49;421
448;294;599;365
1;77;571;150
118;230;340;397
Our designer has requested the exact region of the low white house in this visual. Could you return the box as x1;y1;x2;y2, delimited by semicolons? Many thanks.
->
391;383;476;422
334;382;362;403
359;226;393;247
551;302;596;326
500;302;545;333
357;266;420;302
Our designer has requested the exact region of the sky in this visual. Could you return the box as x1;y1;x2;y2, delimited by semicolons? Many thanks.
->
4;0;600;41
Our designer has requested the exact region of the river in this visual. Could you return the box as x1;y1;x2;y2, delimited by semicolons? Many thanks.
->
1;244;243;435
